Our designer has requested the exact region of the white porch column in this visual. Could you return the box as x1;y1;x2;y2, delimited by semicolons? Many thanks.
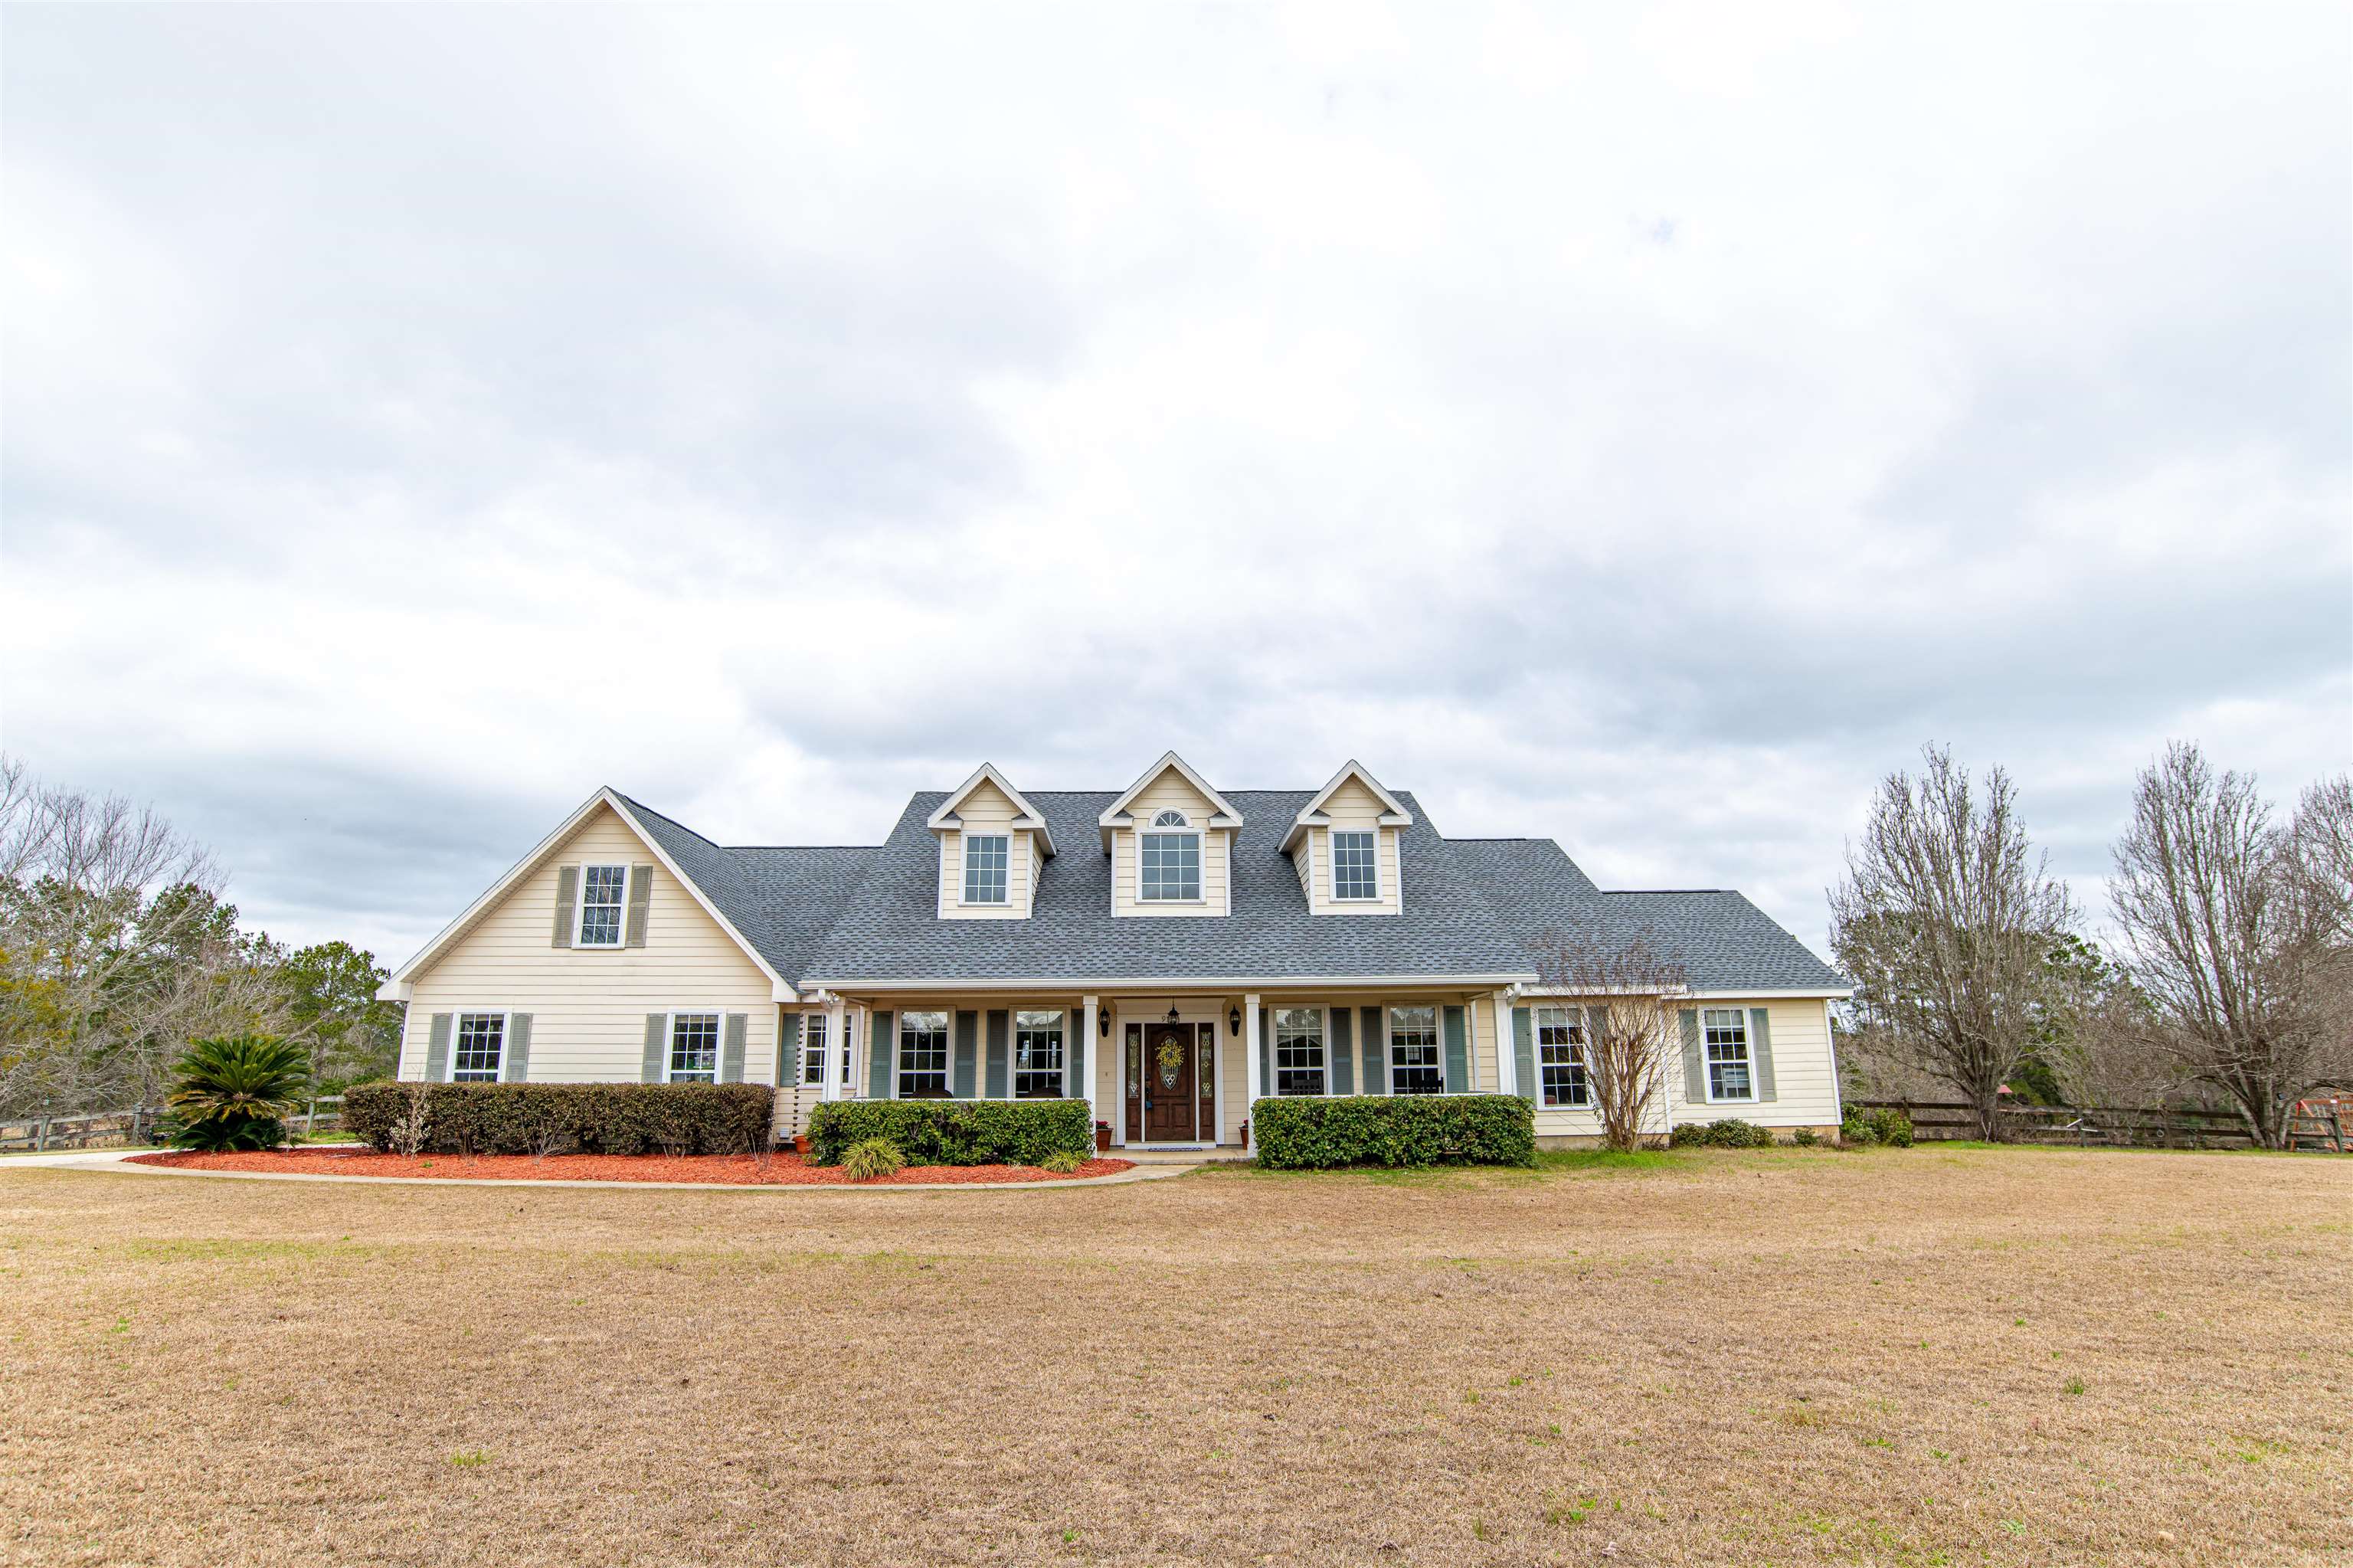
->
823;997;848;1102
1492;990;1518;1097
1081;994;1101;1133
1242;993;1262;1147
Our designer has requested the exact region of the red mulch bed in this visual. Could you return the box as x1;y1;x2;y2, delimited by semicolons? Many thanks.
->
126;1149;1135;1186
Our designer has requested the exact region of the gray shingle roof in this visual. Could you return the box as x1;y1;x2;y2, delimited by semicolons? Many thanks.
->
614;785;1844;994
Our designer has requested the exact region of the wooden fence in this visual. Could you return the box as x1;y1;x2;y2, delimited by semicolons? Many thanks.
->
1847;1098;2288;1151
1;1096;345;1153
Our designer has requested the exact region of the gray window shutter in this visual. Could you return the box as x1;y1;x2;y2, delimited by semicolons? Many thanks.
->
551;866;579;948
1442;1006;1468;1093
953;1011;979;1098
869;1011;894;1099
1065;1011;1085;1103
1679;1009;1704;1102
1749;1007;1777;1102
985;1010;1010;1098
1258;1007;1271;1096
1360;1006;1383;1095
624;865;653;948
1330;1007;1354;1095
719;1013;748;1082
503;1013;532;1082
777;1013;803;1087
643;1014;667;1082
1512;1007;1536;1104
424;1013;453;1082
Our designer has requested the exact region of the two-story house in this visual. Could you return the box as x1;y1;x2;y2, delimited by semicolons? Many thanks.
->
379;751;1851;1151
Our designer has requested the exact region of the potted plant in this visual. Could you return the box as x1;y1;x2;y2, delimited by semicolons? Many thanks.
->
1094;1120;1112;1154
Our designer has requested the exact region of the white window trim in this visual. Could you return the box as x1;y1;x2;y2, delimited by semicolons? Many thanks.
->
1533;1004;1591;1109
1137;829;1205;904
1271;1005;1331;1097
447;1009;509;1082
575;863;629;948
1330;829;1381;902
961;832;1012;905
801;1013;853;1088
1012;1008;1068;1100
896;1009;953;1099
665;1010;722;1084
1386;1003;1444;1095
1701;1006;1757;1104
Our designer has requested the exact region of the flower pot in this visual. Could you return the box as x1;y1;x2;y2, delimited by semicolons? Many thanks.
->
1094;1122;1112;1154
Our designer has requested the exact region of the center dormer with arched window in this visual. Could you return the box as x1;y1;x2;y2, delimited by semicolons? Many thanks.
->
1098;752;1240;917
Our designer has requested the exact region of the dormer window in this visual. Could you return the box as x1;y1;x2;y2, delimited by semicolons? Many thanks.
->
1151;810;1189;827
1141;823;1202;902
962;833;1010;904
1332;830;1379;900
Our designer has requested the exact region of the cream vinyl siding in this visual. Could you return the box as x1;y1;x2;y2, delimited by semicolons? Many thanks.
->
936;778;1036;919
1110;768;1231;917
1525;996;1843;1138
395;806;777;1085
1303;777;1402;915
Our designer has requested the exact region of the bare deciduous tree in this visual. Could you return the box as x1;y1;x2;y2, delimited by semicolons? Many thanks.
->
1830;745;2077;1139
0;758;286;1115
2110;747;2351;1146
1530;927;1688;1152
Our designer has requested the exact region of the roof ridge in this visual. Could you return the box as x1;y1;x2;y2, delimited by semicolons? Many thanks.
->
612;792;722;849
1608;888;1731;895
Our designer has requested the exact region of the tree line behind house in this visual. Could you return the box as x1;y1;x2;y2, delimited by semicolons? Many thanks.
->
0;758;404;1119
1828;742;2351;1147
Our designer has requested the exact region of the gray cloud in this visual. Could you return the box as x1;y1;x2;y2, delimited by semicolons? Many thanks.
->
5;3;2346;967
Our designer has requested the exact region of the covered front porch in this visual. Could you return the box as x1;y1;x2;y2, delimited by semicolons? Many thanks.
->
781;985;1517;1151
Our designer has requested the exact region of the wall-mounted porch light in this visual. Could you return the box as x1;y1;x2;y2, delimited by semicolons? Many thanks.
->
1228;1004;1242;1037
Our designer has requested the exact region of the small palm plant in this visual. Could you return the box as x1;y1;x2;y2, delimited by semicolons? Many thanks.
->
167;1035;311;1151
839;1137;905;1181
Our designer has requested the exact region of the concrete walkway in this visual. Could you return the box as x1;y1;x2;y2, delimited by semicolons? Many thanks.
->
2;1147;1202;1192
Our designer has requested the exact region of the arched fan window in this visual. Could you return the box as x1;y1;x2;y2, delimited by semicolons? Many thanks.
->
1150;810;1190;827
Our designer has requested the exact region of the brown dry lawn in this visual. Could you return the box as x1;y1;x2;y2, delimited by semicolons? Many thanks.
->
2;1147;2348;1568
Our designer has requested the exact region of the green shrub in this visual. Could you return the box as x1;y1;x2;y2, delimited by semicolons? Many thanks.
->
1668;1118;1776;1150
840;1138;905;1180
168;1035;311;1151
1790;1127;1821;1147
1037;1148;1086;1174
803;1098;1091;1167
1840;1107;1914;1148
340;1082;773;1157
1249;1094;1534;1170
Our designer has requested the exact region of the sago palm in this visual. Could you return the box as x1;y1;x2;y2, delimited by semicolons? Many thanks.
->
168;1034;312;1151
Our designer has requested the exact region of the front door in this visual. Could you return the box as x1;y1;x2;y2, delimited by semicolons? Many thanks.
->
1143;1023;1197;1143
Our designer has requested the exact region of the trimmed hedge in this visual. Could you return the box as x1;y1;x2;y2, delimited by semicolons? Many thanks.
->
1250;1094;1535;1170
1669;1117;1778;1150
803;1098;1092;1167
342;1081;774;1157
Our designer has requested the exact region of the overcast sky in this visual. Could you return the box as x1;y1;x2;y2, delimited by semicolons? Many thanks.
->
4;3;2347;969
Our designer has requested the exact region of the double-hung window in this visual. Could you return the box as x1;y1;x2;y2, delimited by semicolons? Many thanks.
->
898;1010;951;1098
963;834;1009;904
1332;830;1379;901
1140;813;1201;902
1273;1007;1327;1096
577;865;627;946
1703;1008;1753;1101
669;1012;720;1083
1388;1005;1443;1094
1013;1010;1065;1098
1536;1007;1589;1108
801;1014;853;1088
452;1013;505;1082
